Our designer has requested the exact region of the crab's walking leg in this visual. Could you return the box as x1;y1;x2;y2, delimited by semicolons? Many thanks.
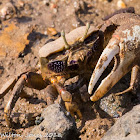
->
0;77;16;99
54;82;82;119
45;85;58;105
4;75;27;127
4;72;47;127
65;102;82;119
116;65;140;95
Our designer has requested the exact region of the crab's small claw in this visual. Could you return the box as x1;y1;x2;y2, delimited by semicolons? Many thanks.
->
88;24;140;102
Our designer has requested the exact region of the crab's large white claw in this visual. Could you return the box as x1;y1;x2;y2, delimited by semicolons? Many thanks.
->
39;26;97;58
88;24;140;102
88;38;120;95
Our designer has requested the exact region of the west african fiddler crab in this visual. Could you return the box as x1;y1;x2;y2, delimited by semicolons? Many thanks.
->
0;11;140;128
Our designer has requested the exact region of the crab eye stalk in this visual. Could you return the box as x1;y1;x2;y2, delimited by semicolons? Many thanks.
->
61;30;70;50
80;23;90;42
47;61;65;73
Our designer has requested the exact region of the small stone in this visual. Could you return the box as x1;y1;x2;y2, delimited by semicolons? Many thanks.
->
101;105;140;140
65;111;71;116
28;104;78;140
43;0;50;5
40;125;44;131
35;120;39;125
47;27;58;36
53;8;57;14
0;2;16;20
50;3;57;9
17;0;25;7
36;116;40;120
44;31;48;35
124;130;130;137
39;117;44;121
117;0;126;9
35;116;44;125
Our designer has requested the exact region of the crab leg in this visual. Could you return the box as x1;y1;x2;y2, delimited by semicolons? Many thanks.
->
0;77;16;99
115;65;140;95
45;85;58;105
54;82;82;119
4;75;27;127
0;69;41;99
4;72;47;127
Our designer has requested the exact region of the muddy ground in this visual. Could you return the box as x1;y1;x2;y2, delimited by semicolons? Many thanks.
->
0;0;140;140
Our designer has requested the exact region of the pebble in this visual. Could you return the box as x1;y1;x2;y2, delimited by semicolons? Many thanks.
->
43;0;50;5
35;116;44;125
50;3;57;9
27;104;78;140
40;125;44;131
47;27;58;36
17;0;25;7
102;105;140;140
117;0;126;9
0;2;16;20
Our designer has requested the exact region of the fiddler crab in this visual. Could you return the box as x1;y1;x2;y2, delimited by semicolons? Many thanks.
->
0;12;139;128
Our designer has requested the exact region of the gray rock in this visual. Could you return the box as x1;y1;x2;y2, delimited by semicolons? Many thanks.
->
27;104;78;140
101;105;140;140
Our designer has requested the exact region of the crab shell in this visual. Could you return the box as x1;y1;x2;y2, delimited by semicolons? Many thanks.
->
39;26;98;58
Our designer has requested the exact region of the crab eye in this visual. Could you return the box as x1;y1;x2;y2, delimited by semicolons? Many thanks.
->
47;61;65;73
